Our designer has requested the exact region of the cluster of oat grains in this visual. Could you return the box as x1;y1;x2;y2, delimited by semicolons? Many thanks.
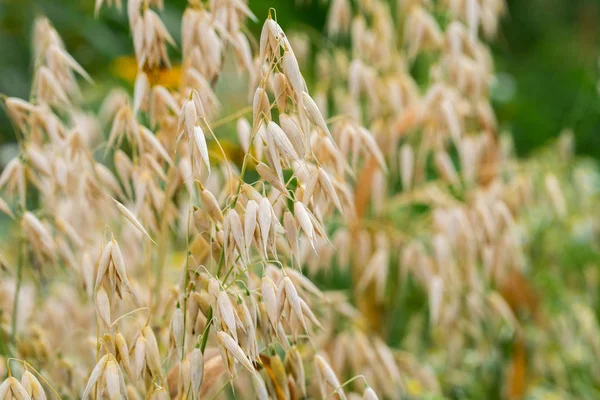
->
1;0;598;398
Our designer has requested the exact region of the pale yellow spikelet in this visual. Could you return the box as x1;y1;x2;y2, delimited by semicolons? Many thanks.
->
180;359;191;396
267;121;299;162
95;163;126;199
283;211;300;262
143;326;162;379
327;0;352;37
193;207;211;234
0;378;11;399
21;371;46;400
434;151;459;186
258;197;273;256
358;127;387;172
126;385;141;400
199;187;223;223
133;335;147;380
363;387;379;400
244;200;258;250
95;240;112;290
301;91;333;141
466;0;481;39
285;346;306;396
132;72;149;116
251;372;269;400
112;198;156;244
190;347;204;399
300;298;321;328
280;113;308;158
256;162;287;193
171;306;184;352
4;376;30;400
21;211;55;258
428;275;443;327
82;354;109;399
282;277;308;331
180;100;197;139
104;360;121;400
294;201;315;244
193;125;211;174
95;286;111;328
35;66;69;106
283;49;305;102
237;118;252;153
261;276;279;328
441;99;462;141
259;17;279;65
115;331;134;379
139;126;173;166
233;31;254;73
253;87;271;129
315;354;347;400
318;168;343;212
217;291;239;343
111;238;136;297
216;331;255;375
400;144;414;191
269;354;290;399
228;209;247;263
272;72;289;112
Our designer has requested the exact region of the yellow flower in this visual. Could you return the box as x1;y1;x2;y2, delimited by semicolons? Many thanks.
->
208;139;244;166
406;378;423;396
111;56;182;89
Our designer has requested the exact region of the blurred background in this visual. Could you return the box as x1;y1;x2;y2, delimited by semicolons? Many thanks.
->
0;0;599;158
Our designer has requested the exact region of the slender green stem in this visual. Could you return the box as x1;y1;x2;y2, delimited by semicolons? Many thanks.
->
215;245;225;277
208;378;230;400
199;307;213;354
324;375;367;398
222;253;242;284
209;106;252;130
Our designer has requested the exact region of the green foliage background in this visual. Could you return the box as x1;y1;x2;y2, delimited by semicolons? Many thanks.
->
0;0;599;158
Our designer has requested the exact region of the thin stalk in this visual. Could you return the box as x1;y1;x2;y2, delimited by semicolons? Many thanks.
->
199;307;213;354
210;106;253;130
215;245;225;277
324;375;367;398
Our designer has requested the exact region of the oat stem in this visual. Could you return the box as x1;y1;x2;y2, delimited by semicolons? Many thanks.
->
199;307;213;354
324;375;367;398
210;106;253;130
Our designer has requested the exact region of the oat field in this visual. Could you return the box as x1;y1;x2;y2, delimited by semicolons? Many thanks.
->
0;0;599;399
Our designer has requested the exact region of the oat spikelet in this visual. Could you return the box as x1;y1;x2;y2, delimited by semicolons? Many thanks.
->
112;198;156;244
216;331;256;375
